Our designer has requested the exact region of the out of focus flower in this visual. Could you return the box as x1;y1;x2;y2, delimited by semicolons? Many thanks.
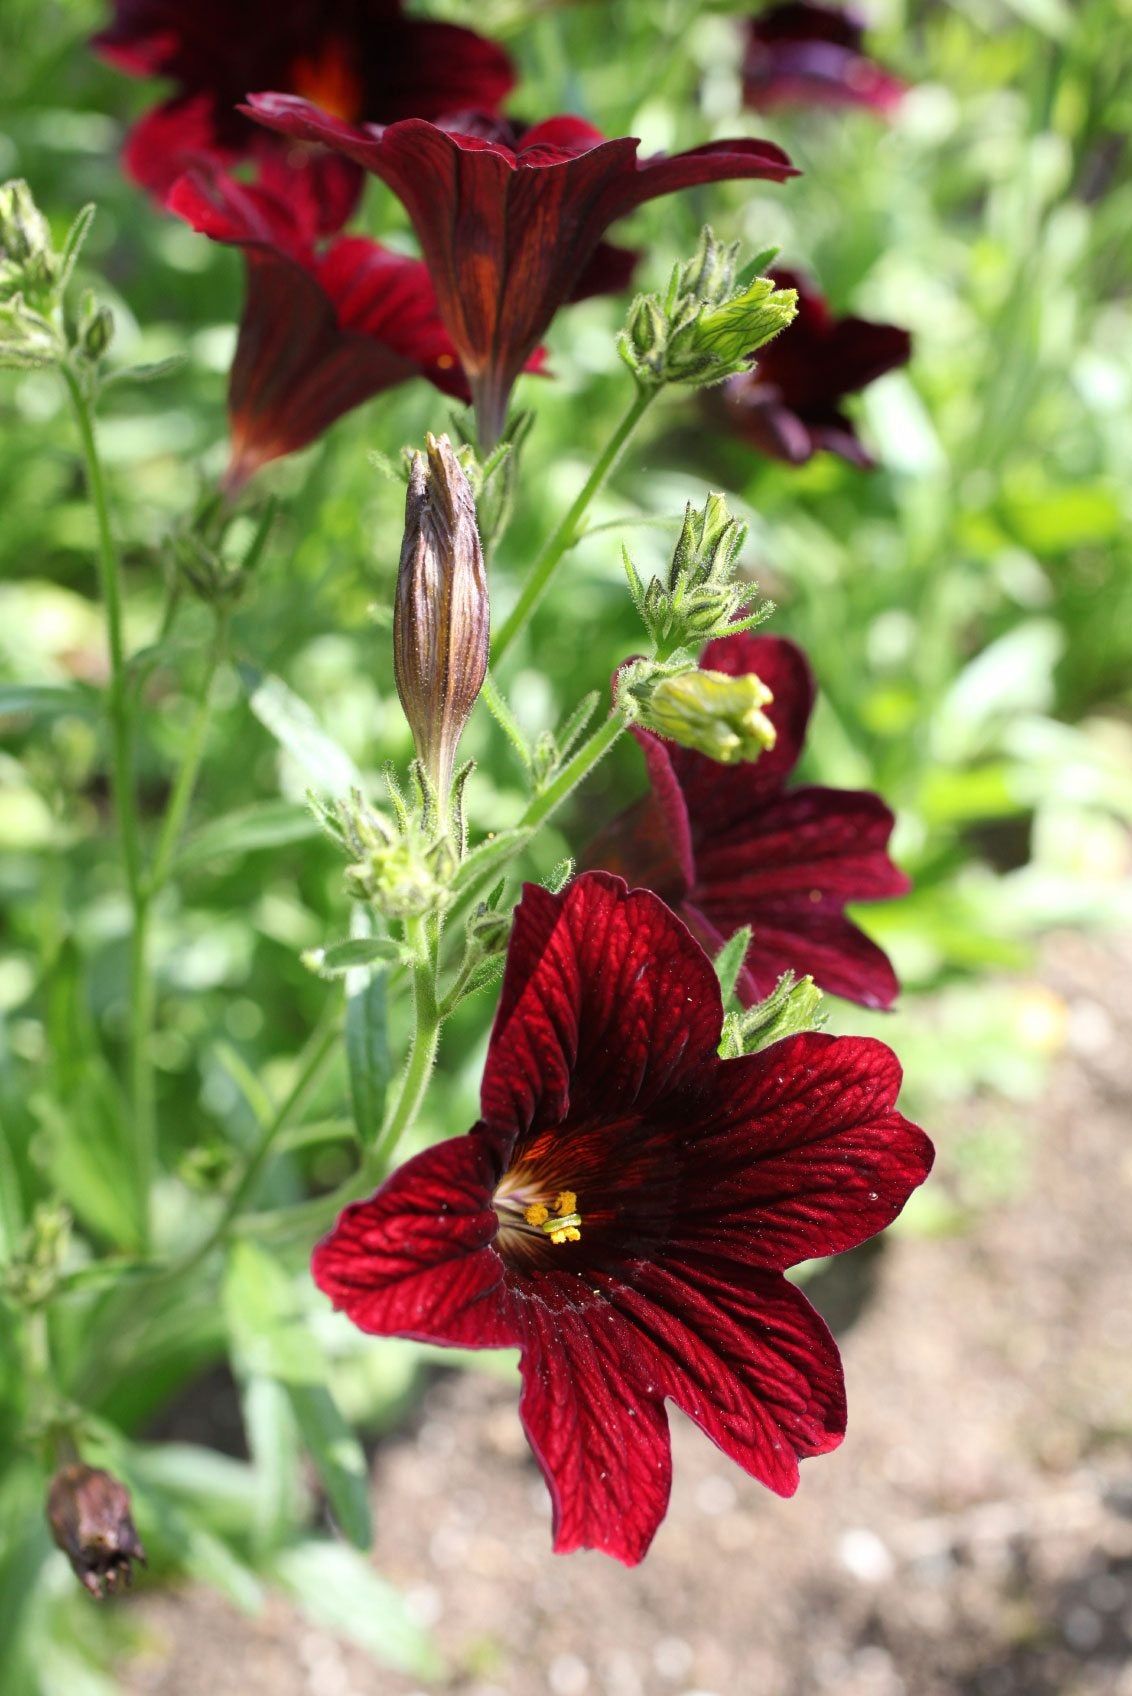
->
312;871;932;1563
394;434;489;813
47;1464;146;1598
720;267;911;468
92;0;515;219
168;165;472;490
589;633;909;1009
743;2;906;117
247;98;798;445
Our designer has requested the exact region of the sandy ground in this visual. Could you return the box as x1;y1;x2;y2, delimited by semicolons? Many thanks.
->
121;932;1132;1696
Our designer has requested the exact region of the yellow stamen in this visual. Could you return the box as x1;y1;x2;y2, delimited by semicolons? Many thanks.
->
552;1191;577;1217
549;1225;582;1245
523;1202;550;1226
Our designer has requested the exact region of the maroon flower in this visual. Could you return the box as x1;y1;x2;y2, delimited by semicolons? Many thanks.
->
743;3;906;117
168;164;473;490
246;98;798;444
314;872;931;1563
589;634;909;1009
92;0;515;219
719;267;910;468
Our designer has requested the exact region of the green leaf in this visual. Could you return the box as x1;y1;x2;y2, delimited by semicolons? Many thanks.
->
287;1383;372;1550
449;827;532;897
238;663;362;795
344;910;391;1149
302;936;404;978
174;799;321;873
0;683;95;721
712;925;752;1006
271;1542;443;1680
240;1374;306;1553
36;1060;144;1250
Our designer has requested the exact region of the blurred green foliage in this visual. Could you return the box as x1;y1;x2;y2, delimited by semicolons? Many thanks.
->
1;0;1131;1688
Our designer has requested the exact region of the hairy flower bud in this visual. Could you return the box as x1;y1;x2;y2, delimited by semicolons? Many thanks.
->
47;1464;146;1598
393;434;488;818
635;667;777;764
0;179;57;302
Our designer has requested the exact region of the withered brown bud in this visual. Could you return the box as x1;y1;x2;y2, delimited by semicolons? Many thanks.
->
47;1463;146;1598
393;433;489;817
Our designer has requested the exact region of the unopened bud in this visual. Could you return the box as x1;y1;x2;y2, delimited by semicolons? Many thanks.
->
47;1464;146;1598
637;668;777;764
76;293;114;363
690;276;797;374
393;434;488;820
0;179;57;301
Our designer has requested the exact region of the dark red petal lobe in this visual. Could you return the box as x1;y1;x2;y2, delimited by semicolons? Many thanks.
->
120;95;234;199
374;18;515;122
671;1032;933;1269
223;249;421;489
315;238;470;399
620;138;798;211
720;386;819;465
311;1133;517;1348
582;719;695;899
516;1293;672;1564
479;873;723;1140
690;783;909;1007
820;317;913;398
744;4;906;117
610;1261;845;1495
568;240;641;304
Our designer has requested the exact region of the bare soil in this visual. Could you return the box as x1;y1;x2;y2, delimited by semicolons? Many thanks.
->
122;932;1132;1696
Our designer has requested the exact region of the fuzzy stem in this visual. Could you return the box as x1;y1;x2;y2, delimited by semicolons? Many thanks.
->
492;384;658;665
363;914;441;1183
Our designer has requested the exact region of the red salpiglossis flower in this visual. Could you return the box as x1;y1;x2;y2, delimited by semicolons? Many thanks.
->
168;164;471;491
92;0;515;221
743;2;906;117
720;266;911;468
589;633;909;1009
245;97;799;444
314;871;931;1564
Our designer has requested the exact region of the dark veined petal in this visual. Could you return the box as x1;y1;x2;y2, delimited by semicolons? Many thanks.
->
515;1289;672;1564
311;1133;517;1348
480;873;724;1139
610;1259;845;1495
670;1032;933;1269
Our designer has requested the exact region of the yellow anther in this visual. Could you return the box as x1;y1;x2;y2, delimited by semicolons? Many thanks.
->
549;1225;582;1245
553;1190;577;1217
524;1202;550;1226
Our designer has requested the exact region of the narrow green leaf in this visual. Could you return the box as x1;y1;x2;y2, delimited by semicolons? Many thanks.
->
345;963;390;1149
287;1383;372;1550
712;925;752;1006
241;1373;306;1552
271;1542;443;1680
238;663;361;794
0;682;96;721
174;798;321;873
302;936;404;978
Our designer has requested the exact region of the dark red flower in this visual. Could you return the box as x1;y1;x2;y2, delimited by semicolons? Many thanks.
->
313;871;931;1563
589;634;909;1009
719;267;910;468
92;0;515;220
743;3;906;117
168;164;473;490
246;98;798;444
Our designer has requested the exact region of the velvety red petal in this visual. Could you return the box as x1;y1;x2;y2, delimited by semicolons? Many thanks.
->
749;2;867;53
611;1260;845;1495
719;381;818;465
311;1133;517;1348
315;238;470;399
480;873;724;1139
822;317;913;396
224;249;423;489
672;1032;933;1268
375;19;515;122
621;137;798;212
121;95;233;199
516;1293;672;1564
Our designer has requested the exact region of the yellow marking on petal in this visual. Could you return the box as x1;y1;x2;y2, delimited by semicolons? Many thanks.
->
552;1190;577;1217
524;1202;550;1226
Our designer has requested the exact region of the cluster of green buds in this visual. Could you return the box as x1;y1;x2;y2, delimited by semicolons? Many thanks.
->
168;494;277;608
624;490;771;657
619;225;797;393
0;180;108;374
617;490;779;763
313;434;490;923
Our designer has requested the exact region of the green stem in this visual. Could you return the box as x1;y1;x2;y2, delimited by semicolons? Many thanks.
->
491;383;658;665
62;363;154;1240
363;916;440;1184
519;710;626;832
175;1009;342;1276
147;612;229;896
61;364;142;904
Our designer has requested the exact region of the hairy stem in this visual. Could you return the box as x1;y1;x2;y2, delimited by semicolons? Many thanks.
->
363;914;441;1183
492;384;658;665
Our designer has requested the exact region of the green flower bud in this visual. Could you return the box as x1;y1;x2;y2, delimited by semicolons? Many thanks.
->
690;276;798;373
393;434;489;822
0;179;57;302
637;667;777;764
